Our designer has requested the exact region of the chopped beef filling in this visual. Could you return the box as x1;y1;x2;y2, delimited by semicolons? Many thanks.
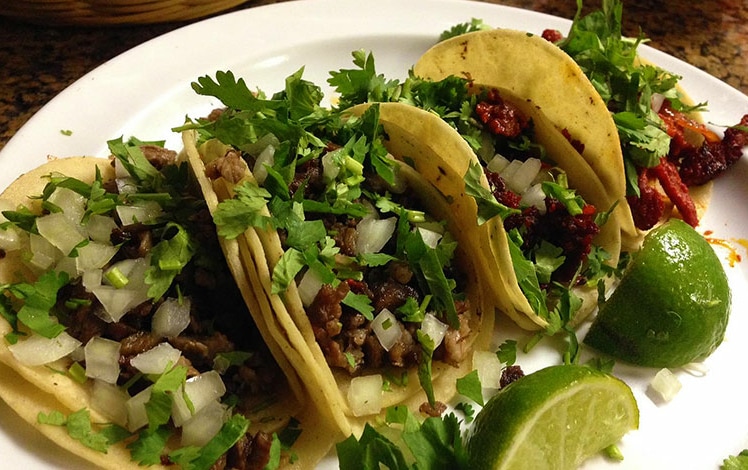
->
56;157;280;468
205;143;472;376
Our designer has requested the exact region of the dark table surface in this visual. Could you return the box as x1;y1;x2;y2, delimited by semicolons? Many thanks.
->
1;0;747;153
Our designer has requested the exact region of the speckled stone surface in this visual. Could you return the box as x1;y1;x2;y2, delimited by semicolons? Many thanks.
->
1;0;746;152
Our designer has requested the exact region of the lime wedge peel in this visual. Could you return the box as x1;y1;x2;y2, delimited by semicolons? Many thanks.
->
467;364;639;470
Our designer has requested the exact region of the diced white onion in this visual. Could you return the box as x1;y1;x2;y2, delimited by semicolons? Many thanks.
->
28;233;63;270
321;148;345;183
651;93;666;113
130;342;182;375
114;158;132;179
8;331;81;366
371;308;402;352
252;144;275;185
91;379;129;427
298;269;324;307
115;177;138;194
0;200;22;251
36;212;86;256
355;217;397;255
85;214;117;244
47;187;86;226
180;400;228;447
54;256;78;279
75;242;118;274
0;225;22;251
472;350;503;390
91;285;149;323
243;132;280;157
82;269;102;290
417;227;443;249
171;371;227;427
419;313;449;349
84;337;121;384
125;386;152;432
503;158;542;194
92;258;150;322
348;374;383;417
649;368;682;402
682;362;709;377
116;201;163;225
487;153;511;173
152;297;192;338
520;183;547;213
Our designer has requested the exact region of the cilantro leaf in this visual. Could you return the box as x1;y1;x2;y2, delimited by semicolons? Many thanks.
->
464;162;520;224
145;223;196;300
456;370;484;406
10;270;70;338
342;291;374;320
213;181;274;240
438;18;492;42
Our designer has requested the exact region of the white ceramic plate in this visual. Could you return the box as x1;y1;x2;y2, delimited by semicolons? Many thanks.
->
1;0;746;468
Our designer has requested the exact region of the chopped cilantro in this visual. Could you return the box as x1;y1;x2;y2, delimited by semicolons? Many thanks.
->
456;370;484;406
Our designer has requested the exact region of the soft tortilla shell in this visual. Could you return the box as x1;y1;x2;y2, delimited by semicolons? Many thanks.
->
184;120;490;437
414;28;636;244
347;101;620;329
0;156;309;468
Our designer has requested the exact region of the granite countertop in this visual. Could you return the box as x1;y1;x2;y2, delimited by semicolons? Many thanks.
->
1;0;746;153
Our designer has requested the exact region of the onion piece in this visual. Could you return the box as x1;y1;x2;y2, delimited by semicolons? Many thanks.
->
125;386;152;432
651;93;666;113
321;148;345;183
84;337;121;384
36;212;86;256
503;157;542;194
487;153;511;173
8;331;81;366
371;308;402;352
171;371;227;427
130;342;182;375
649;368;682;402
472;350;503;390
28;233;62;270
298;269;324;307
520;183;547;213
355;217;397;255
75;242;118;274
252;144;276;185
152;297;191;338
91;379;129;427
85;214;117;244
416;227;443;249
180;400;228;447
93;258;150;322
348;374;383;417
47;187;86;226
419;313;449;349
116;201;163;225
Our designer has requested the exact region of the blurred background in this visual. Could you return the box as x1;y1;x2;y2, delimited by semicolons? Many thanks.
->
1;0;746;152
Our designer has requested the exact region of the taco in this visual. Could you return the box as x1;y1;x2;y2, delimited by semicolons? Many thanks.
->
326;52;622;333
413;28;635;244
344;91;620;334
0;144;332;469
180;69;493;437
414;24;748;248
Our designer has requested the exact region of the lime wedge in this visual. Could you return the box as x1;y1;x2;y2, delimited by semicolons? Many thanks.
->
467;364;638;470
584;219;731;367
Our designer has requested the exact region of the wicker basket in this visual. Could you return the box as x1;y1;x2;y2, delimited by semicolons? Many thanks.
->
0;0;251;26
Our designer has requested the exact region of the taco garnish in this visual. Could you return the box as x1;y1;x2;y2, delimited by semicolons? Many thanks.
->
330;54;622;338
423;0;748;248
179;68;491;436
0;140;314;469
546;0;748;234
